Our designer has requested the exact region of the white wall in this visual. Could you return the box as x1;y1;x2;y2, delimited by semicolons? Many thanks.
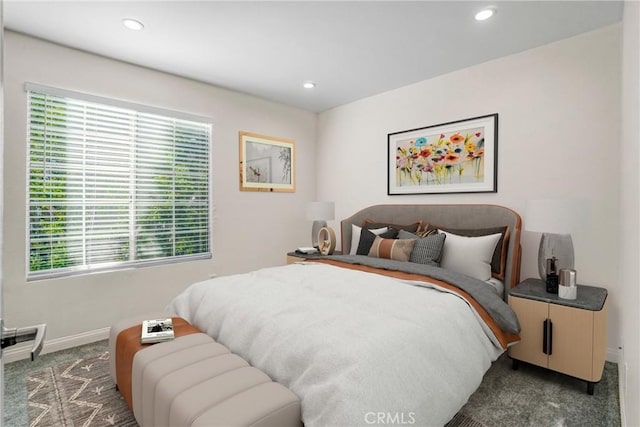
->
3;31;316;341
317;26;623;354
0;4;5;416
620;2;639;425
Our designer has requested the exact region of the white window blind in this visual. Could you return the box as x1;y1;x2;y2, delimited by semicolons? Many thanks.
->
27;84;211;280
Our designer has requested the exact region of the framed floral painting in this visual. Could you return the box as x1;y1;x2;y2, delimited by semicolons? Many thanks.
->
388;114;498;195
239;131;295;192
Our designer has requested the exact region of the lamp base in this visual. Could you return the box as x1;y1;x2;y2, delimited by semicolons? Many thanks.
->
538;233;574;282
311;220;327;248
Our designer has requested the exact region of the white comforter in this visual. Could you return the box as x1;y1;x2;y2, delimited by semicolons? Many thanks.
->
168;262;503;427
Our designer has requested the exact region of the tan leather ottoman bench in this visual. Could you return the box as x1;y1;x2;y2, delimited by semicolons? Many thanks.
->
109;314;301;427
109;312;201;410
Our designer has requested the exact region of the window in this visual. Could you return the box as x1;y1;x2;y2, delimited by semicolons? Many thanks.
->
27;84;211;280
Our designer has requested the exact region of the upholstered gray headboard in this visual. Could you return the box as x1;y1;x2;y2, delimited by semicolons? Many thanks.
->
341;204;522;292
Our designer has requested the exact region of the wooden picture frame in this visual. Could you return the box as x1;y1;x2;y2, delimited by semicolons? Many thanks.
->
239;131;295;192
388;114;498;195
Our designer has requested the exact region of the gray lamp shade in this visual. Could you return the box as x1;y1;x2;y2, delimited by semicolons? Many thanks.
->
306;202;335;248
525;199;587;282
538;233;574;281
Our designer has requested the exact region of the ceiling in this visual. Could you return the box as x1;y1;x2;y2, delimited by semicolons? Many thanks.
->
4;1;623;113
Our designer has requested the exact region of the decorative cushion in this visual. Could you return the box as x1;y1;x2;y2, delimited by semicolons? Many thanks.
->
368;237;416;262
398;230;446;265
363;219;421;233
439;231;502;281
349;224;387;255
357;228;398;255
425;224;509;279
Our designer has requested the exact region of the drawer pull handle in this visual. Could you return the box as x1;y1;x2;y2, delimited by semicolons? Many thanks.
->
542;319;553;355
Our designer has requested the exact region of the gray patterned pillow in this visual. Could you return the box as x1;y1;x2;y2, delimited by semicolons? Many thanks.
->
398;229;446;266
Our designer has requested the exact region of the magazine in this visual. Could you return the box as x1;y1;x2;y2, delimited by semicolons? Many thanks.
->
141;318;175;344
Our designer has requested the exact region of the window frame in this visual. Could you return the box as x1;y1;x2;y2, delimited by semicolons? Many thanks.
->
25;83;213;281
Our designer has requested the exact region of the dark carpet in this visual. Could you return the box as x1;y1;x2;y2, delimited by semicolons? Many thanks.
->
4;340;620;427
455;354;620;427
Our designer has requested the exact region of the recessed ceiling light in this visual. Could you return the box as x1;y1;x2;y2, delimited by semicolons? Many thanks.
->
475;7;497;21
303;81;316;89
122;18;144;31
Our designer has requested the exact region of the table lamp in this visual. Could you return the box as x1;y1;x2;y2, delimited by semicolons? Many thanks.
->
306;201;335;248
525;199;587;286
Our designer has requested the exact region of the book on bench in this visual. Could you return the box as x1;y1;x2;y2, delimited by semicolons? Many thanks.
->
141;318;175;344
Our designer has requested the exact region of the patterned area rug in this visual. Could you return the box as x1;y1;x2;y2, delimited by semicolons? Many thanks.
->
27;351;137;427
444;413;487;427
26;350;485;427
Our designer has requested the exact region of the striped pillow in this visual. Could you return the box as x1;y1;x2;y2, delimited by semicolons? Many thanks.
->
357;228;398;255
368;236;416;262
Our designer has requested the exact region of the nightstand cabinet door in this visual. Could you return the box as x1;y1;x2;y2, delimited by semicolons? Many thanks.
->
548;304;594;380
549;299;608;382
509;296;548;368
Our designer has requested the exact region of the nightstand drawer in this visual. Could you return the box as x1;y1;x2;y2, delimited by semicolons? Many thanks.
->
286;254;306;264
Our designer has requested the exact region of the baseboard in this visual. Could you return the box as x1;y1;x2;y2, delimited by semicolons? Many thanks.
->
609;343;627;427
619;359;628;427
605;347;627;425
607;347;622;364
5;337;626;363
3;327;110;364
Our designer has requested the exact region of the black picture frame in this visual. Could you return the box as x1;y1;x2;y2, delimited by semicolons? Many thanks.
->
388;113;498;195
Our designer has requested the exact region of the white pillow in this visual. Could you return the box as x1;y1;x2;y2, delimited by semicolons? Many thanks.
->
349;224;388;255
439;231;502;281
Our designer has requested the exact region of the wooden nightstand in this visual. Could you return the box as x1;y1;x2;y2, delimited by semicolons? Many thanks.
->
508;278;608;395
286;251;341;264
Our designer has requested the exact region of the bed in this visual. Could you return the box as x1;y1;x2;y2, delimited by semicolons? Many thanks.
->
168;204;522;426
